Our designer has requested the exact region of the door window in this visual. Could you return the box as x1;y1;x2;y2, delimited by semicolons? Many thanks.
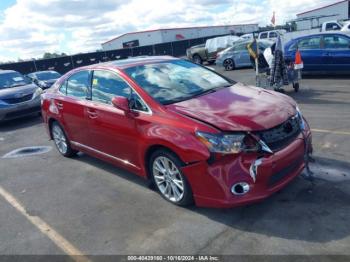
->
66;71;90;99
298;37;321;50
92;70;131;105
325;23;341;31
259;32;268;39
269;32;278;38
324;35;350;49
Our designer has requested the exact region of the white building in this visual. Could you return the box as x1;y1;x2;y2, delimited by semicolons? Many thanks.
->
101;24;259;51
295;0;350;30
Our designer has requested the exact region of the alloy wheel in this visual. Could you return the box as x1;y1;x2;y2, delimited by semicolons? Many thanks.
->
52;125;68;154
152;156;185;203
224;59;234;70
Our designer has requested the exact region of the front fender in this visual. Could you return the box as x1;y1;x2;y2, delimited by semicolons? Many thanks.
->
141;125;210;165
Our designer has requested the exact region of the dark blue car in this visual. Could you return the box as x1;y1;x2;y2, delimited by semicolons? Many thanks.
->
284;32;350;73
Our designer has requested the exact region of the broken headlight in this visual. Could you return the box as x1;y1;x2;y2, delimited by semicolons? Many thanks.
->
196;131;260;154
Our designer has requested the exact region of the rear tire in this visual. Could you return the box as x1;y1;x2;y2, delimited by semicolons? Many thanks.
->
51;122;78;157
192;54;202;64
224;59;235;71
149;149;193;206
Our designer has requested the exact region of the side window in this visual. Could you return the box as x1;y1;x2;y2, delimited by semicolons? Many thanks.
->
260;33;268;39
233;43;247;51
269;32;277;38
298;37;321;50
326;23;341;31
324;35;350;49
92;70;131;105
66;71;90;99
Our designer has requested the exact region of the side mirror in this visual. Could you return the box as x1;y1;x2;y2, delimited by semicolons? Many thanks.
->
112;96;130;112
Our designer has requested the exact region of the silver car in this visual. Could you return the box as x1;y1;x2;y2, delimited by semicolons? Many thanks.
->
0;70;43;122
216;40;273;71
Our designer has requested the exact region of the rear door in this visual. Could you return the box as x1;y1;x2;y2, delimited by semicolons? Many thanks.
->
233;43;251;67
296;36;323;71
85;69;144;170
322;34;350;72
56;70;91;145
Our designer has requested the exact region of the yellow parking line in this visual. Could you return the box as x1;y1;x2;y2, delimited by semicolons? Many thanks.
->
0;186;91;262
312;128;350;136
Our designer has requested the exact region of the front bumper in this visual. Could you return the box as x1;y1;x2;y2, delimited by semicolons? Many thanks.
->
0;96;41;121
182;130;312;208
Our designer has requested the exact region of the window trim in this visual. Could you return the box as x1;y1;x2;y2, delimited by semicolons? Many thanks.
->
90;69;152;115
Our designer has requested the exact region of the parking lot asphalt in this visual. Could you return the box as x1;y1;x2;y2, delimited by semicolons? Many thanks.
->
0;66;349;257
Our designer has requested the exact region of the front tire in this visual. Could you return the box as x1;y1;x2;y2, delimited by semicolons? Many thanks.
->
51;122;77;157
149;150;193;206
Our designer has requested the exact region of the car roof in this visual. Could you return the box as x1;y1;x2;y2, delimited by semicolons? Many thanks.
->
293;32;350;41
82;56;180;70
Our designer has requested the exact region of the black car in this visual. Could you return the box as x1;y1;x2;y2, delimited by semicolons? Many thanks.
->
27;70;61;90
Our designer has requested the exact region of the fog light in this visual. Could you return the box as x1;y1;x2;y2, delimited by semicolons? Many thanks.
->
231;182;250;195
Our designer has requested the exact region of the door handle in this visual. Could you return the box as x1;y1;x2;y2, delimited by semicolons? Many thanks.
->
87;109;98;119
56;102;63;109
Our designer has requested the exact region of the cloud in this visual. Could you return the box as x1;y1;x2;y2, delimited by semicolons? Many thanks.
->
0;0;338;62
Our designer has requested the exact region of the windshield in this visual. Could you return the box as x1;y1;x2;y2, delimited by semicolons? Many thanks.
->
0;72;31;89
35;71;61;81
125;60;234;105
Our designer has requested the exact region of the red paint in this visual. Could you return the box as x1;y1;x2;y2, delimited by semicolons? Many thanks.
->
41;56;312;208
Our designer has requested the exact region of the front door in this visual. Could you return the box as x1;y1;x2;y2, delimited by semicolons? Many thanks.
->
323;34;350;72
85;69;141;170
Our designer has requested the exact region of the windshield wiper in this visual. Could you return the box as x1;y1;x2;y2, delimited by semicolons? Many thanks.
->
10;84;26;88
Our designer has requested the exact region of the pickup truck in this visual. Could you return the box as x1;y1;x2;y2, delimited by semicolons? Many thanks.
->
186;35;241;64
186;44;209;64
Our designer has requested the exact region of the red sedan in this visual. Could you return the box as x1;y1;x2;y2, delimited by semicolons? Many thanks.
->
41;56;312;208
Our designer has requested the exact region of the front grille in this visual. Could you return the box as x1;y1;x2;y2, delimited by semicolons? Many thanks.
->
3;94;33;104
255;115;302;151
268;156;304;187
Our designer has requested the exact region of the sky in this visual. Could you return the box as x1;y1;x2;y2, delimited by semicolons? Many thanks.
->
0;0;338;62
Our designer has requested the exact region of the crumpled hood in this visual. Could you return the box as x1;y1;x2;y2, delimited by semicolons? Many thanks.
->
0;84;38;100
166;83;297;131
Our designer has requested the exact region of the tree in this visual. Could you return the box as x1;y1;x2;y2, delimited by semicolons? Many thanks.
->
42;52;67;59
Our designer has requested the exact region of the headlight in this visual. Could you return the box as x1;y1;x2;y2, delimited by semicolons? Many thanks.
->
196;131;247;154
38;81;48;88
296;106;305;130
32;88;44;99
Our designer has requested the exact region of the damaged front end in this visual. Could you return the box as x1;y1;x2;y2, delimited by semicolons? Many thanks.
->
187;107;313;208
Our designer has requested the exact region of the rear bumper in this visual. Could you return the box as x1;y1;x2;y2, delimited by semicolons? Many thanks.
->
182;130;312;208
0;97;41;121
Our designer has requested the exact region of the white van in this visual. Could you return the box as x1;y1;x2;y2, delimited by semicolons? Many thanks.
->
258;30;286;41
